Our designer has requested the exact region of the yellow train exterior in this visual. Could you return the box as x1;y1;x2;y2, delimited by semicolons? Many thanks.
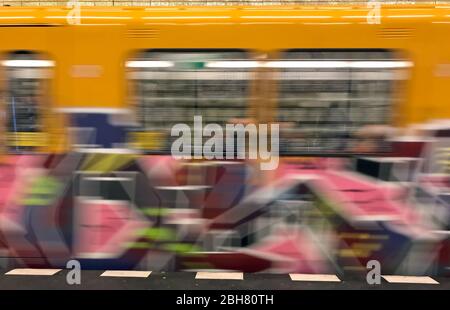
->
0;4;450;153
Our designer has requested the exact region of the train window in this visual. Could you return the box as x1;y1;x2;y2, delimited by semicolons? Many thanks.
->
270;50;410;155
126;50;252;153
76;171;137;203
2;51;53;153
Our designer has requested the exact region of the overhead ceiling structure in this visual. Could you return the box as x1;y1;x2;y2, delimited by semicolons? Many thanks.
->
0;0;449;7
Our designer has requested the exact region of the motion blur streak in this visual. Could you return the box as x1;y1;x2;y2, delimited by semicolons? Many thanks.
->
0;5;449;277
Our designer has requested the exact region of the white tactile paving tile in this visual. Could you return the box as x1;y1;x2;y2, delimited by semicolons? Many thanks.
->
100;270;152;278
195;271;244;280
5;268;62;276
382;275;439;284
289;273;341;282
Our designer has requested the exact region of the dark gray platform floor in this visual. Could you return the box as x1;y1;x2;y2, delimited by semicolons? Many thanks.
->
0;270;448;290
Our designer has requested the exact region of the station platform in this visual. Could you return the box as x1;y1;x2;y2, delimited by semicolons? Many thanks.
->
0;268;447;290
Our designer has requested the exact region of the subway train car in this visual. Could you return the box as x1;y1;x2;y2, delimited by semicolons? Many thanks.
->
0;4;448;153
0;5;449;274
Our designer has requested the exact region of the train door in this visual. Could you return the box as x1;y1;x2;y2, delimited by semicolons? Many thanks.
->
125;49;260;225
